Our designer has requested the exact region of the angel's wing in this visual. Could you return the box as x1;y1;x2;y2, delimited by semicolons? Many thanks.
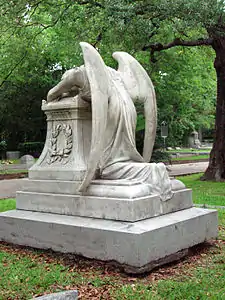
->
112;52;157;162
78;42;109;192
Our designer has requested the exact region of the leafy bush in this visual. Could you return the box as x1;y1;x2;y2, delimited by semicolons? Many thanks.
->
0;141;7;151
150;150;171;163
18;142;44;158
136;130;171;163
0;140;7;160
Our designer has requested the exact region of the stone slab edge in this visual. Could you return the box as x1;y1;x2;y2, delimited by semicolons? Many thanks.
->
16;189;193;222
0;207;218;273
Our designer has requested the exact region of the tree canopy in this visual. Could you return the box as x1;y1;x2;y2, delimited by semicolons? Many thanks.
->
0;0;220;179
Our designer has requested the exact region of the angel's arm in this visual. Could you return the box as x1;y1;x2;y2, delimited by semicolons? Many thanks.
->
47;69;80;102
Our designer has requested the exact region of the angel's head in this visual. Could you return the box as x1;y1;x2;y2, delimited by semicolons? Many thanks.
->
61;65;87;89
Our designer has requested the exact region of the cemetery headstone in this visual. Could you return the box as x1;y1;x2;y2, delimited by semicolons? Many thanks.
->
6;151;20;160
188;131;201;148
20;154;35;168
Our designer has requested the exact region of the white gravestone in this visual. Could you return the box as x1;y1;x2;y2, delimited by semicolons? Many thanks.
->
20;154;35;168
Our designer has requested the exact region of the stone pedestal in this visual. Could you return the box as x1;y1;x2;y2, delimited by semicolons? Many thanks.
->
0;97;218;273
29;97;92;181
0;208;217;274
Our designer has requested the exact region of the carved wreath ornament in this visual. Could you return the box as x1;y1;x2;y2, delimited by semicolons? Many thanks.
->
47;124;73;164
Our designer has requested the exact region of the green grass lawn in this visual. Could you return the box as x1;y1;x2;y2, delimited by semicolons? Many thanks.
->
0;169;28;175
0;199;16;211
167;148;211;153
0;175;225;299
171;154;209;161
178;173;225;207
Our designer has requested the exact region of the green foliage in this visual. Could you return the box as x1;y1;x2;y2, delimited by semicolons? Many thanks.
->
0;169;28;175
18;142;44;157
0;141;7;152
0;140;7;159
0;251;84;299
0;80;49;150
0;0;218;147
153;47;216;146
0;199;16;212
150;150;171;163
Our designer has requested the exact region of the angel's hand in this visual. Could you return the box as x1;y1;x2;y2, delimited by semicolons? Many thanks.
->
47;88;60;102
47;89;55;102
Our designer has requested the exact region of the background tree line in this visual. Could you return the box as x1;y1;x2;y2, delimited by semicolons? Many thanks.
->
0;0;221;179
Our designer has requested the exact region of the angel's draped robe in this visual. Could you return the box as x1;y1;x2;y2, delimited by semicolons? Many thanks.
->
80;67;172;201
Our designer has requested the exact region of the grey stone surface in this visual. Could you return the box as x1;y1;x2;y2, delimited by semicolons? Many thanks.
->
188;131;201;148
0;162;209;200
42;42;172;200
6;151;20;160
0;179;27;199
0;207;218;272
170;178;186;190
16;188;192;222
29;94;172;200
22;178;153;199
168;162;209;176
20;155;35;168
33;290;78;300
0;163;28;170
0;42;218;273
29;97;92;182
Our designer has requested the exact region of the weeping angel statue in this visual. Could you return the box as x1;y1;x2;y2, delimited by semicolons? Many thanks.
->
47;42;180;200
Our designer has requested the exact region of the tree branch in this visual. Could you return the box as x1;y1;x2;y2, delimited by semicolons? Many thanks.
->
143;37;213;62
143;37;213;51
0;51;28;87
0;3;75;87
77;0;104;9
92;31;103;48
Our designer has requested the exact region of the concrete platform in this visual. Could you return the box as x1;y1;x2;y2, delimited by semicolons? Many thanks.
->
16;188;193;222
0;207;218;273
0;162;209;200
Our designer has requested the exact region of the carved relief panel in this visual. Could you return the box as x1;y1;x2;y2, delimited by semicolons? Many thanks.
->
47;123;73;164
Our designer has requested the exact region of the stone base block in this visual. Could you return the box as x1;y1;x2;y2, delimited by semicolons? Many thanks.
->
16;188;193;222
0;207;218;273
29;168;87;181
18;178;153;198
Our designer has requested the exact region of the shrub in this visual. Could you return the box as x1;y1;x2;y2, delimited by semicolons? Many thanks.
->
0;140;7;160
18;142;44;158
150;150;171;163
0;140;7;151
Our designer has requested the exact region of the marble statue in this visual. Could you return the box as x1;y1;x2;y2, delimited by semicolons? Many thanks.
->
0;42;217;275
47;42;173;200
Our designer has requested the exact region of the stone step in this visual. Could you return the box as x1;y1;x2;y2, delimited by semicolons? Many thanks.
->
20;178;152;199
0;207;218;274
16;188;193;222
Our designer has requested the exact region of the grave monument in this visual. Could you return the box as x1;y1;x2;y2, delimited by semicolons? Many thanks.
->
0;42;217;273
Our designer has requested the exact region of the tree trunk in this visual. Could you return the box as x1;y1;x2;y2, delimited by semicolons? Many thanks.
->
203;35;225;180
